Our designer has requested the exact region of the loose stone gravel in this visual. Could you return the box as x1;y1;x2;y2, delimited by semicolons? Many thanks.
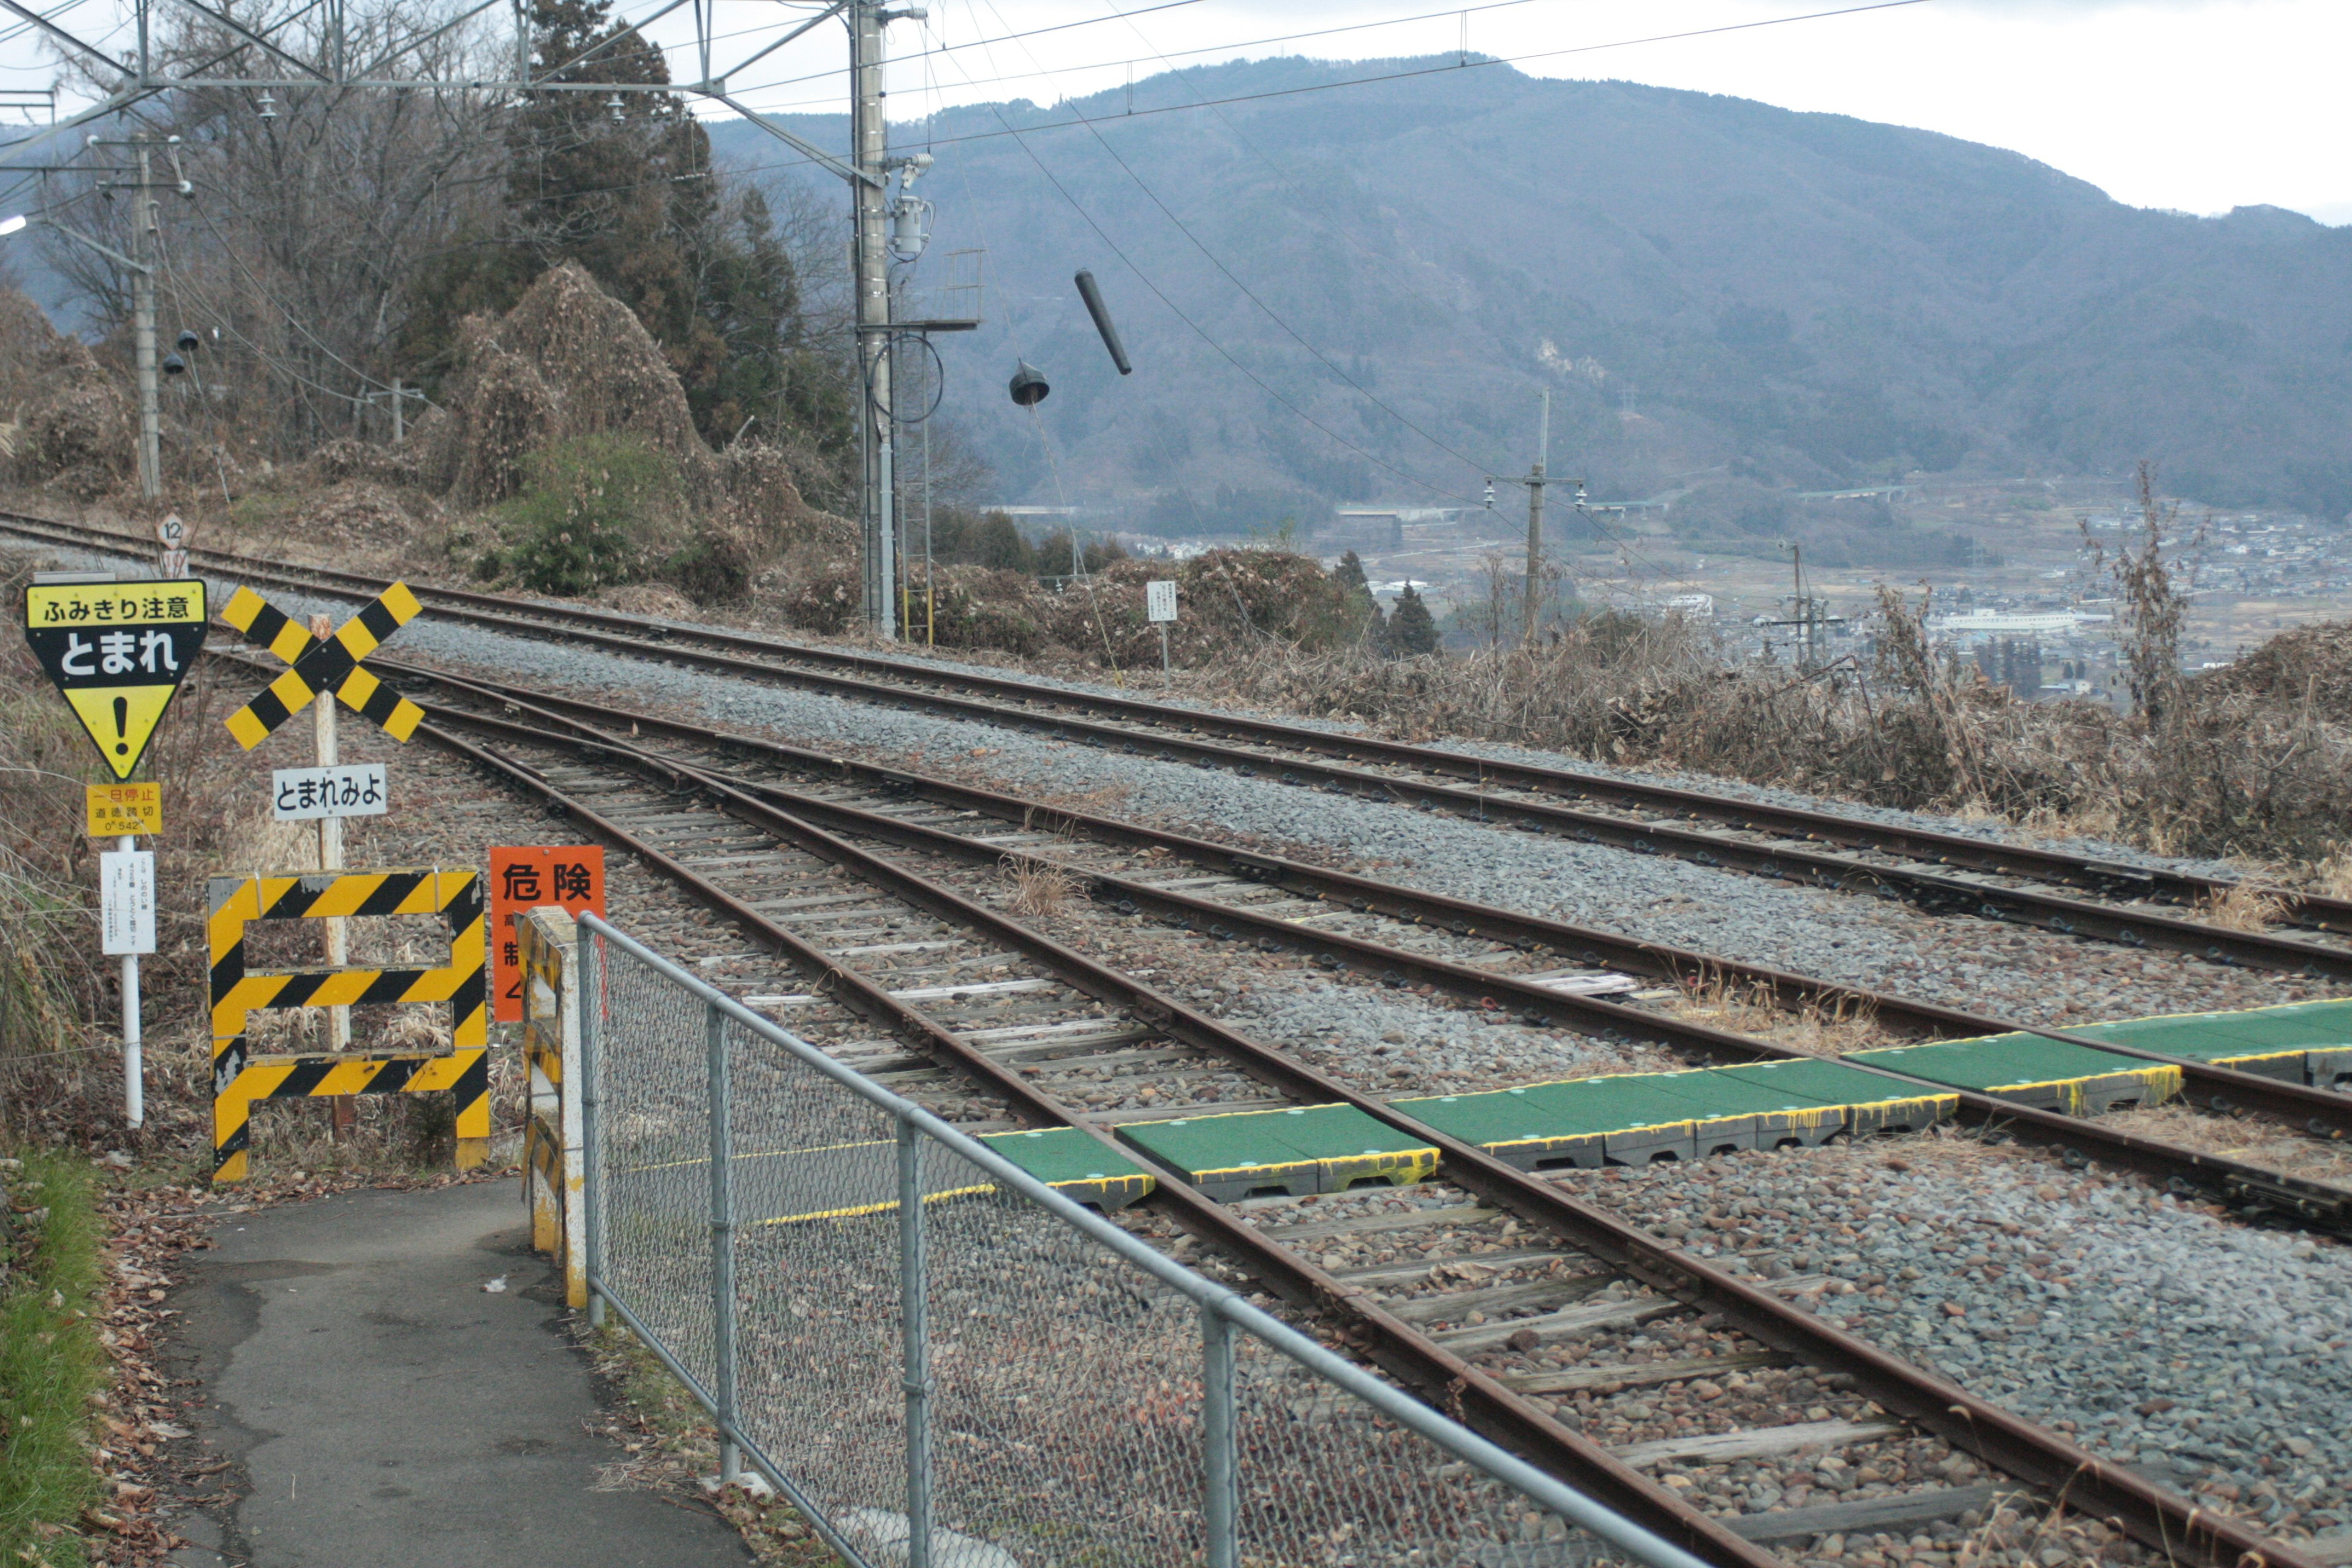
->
1564;1135;2352;1545
346;594;2320;1027
72;554;2313;1030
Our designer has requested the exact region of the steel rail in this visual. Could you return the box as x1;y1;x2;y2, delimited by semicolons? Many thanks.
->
372;654;2352;1148
230;607;2291;1568
399;666;2352;1235
18;514;2352;959
18;505;2352;944
405;693;2302;1568
392;712;1793;1568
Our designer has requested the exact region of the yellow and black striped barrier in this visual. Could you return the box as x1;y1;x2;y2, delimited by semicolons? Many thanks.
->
518;909;587;1306
208;867;487;1181
219;582;426;748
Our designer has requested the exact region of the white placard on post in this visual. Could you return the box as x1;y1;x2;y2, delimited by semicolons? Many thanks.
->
272;762;390;821
1145;580;1178;623
100;849;156;957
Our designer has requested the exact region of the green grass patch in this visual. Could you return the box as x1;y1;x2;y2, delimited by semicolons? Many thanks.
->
0;1149;108;1567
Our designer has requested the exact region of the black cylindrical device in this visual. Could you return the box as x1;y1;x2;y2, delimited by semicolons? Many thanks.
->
1073;269;1133;375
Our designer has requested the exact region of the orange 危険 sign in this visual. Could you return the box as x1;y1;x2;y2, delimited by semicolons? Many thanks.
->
487;845;606;1022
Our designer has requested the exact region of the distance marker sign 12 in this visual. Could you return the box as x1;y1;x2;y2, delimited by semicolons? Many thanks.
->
23;581;207;779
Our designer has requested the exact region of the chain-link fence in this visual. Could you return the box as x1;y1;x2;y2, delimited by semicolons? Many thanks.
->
576;912;1713;1568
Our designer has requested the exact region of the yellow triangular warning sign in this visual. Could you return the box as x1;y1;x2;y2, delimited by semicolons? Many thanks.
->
62;685;184;781
21;581;208;781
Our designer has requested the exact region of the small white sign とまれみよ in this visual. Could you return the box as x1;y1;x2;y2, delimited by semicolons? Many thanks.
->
271;762;390;821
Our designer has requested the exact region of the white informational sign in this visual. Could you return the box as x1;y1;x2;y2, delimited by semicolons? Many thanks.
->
272;762;390;821
1145;580;1178;623
100;849;156;957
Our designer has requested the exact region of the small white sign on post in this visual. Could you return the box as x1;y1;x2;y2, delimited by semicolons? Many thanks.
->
100;849;156;957
272;762;390;821
1145;579;1178;683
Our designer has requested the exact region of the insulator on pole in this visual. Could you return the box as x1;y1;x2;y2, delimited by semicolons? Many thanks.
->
1073;270;1132;376
1009;360;1050;407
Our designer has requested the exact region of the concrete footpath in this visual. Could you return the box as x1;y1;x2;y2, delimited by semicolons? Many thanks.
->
167;1178;750;1568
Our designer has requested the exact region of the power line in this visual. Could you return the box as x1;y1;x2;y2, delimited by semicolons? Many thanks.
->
723;0;1556;111
943;5;1474;500
704;1;1931;148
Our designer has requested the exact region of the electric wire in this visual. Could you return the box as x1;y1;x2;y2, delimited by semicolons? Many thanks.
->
722;0;1558;110
702;0;1931;148
973;0;1501;489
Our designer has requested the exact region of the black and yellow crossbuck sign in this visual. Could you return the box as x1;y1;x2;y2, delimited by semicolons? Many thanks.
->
219;582;426;749
208;867;488;1182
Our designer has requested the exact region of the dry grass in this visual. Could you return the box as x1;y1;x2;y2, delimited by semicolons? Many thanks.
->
2098;1102;2352;1193
2313;850;2352;901
1665;971;1891;1057
2195;883;2288;933
1197;597;2352;875
1001;854;1074;920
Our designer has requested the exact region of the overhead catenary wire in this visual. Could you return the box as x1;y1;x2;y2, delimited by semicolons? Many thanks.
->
703;0;1929;126
721;0;1561;114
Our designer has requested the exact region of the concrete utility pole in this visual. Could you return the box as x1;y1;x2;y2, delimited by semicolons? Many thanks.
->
1523;390;1548;648
130;145;162;500
852;0;898;639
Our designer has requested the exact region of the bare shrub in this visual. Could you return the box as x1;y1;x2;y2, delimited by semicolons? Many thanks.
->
1197;578;2352;872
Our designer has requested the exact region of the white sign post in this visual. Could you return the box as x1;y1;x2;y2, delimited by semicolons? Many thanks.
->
155;513;188;579
100;845;156;1129
1145;579;1178;682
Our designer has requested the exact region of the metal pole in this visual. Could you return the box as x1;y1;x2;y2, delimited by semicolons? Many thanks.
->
1201;1306;1237;1568
118;833;142;1129
579;926;605;1329
1159;624;1170;685
391;377;404;444
132;147;161;502
896;1118;933;1568
852;0;897;638
707;999;741;1483
1523;389;1548;648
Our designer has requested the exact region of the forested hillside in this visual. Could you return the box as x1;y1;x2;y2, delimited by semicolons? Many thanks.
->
726;57;2352;524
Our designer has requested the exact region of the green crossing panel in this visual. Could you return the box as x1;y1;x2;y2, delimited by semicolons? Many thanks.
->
1682;1057;1957;1139
2070;997;2352;1086
1117;1103;1437;1201
978;1126;1156;1210
1848;1036;2181;1117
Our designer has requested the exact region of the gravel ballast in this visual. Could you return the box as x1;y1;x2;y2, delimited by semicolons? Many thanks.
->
1566;1137;2352;1547
130;562;2328;1030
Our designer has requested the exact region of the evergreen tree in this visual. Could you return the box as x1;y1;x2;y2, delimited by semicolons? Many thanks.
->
1330;549;1385;645
1389;584;1439;655
402;0;845;456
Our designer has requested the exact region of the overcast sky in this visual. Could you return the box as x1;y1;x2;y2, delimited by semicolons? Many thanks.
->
777;0;2351;224
5;0;2345;222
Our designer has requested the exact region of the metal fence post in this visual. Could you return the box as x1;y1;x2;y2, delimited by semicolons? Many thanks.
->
897;1118;933;1568
1202;1306;1238;1568
707;1000;741;1485
578;925;605;1329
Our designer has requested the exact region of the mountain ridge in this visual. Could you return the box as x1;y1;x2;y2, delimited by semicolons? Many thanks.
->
724;57;2352;527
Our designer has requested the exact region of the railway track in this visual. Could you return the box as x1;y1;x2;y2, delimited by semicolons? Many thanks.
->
195;638;2314;1568
13;509;2352;982
372;652;2352;1168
